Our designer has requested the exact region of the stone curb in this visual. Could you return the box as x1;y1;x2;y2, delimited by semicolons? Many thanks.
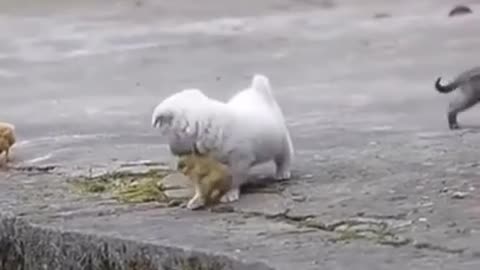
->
0;213;274;270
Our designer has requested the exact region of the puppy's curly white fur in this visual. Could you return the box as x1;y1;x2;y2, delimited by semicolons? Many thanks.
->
152;74;294;202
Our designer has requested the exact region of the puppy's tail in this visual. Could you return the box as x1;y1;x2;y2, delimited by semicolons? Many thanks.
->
435;77;459;94
251;74;278;107
251;74;294;156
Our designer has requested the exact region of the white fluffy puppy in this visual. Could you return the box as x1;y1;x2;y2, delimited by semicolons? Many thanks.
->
151;74;294;202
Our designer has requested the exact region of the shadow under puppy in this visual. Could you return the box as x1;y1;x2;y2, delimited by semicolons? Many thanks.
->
177;150;231;210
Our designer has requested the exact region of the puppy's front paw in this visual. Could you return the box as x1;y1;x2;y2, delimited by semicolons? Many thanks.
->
220;188;240;203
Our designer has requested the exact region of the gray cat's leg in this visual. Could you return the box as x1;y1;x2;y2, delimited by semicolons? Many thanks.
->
448;93;478;130
448;112;460;130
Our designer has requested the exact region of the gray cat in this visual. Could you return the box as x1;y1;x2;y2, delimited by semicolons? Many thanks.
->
435;67;480;129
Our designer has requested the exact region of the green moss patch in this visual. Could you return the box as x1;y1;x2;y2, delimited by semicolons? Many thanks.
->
329;219;411;246
70;169;173;204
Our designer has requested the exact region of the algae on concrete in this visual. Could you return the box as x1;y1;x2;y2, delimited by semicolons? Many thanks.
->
70;169;177;204
112;176;168;203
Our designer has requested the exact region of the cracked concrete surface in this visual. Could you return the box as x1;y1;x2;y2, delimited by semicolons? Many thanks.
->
1;0;480;269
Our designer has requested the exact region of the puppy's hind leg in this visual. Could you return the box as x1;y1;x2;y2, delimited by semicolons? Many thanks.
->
274;134;293;180
221;155;251;203
274;154;291;180
221;187;241;203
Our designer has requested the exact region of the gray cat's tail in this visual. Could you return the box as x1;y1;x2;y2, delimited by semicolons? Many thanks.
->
435;77;458;93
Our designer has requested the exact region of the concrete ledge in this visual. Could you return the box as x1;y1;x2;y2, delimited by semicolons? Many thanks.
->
0;214;273;270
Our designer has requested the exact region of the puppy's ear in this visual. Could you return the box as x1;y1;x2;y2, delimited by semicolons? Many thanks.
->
152;111;174;128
